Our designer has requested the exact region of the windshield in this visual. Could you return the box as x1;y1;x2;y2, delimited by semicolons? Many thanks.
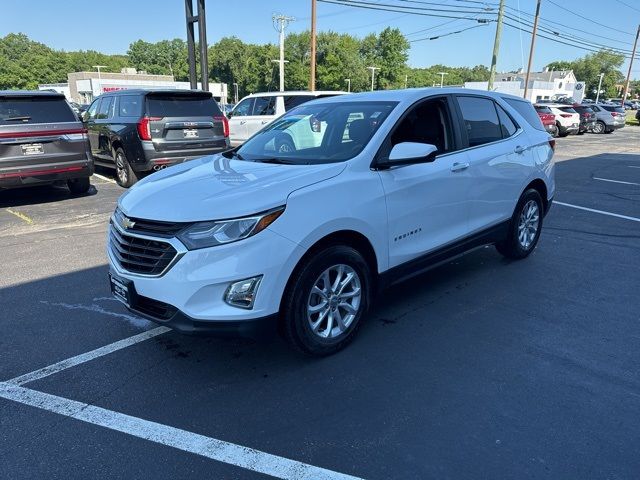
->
230;101;397;164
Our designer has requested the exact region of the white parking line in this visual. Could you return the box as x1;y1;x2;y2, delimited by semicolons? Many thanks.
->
628;166;640;169
0;383;362;480
555;201;640;223
6;327;170;386
593;177;640;186
92;173;117;184
40;300;151;328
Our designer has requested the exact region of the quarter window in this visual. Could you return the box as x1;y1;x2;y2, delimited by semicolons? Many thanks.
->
283;95;315;111
86;99;100;120
504;97;545;131
495;104;518;138
456;96;502;147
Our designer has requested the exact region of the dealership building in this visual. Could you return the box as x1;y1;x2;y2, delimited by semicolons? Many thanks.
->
465;69;586;103
39;68;228;104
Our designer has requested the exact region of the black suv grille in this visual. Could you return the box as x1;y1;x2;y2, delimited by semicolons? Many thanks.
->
113;208;188;237
109;223;178;276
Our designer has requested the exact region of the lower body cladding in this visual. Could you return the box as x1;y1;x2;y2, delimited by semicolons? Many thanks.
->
0;158;93;188
108;226;306;337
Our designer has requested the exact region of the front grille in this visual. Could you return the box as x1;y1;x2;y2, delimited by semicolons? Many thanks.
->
113;208;188;237
109;223;178;276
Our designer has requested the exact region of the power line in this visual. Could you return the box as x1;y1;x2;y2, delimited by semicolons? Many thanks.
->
405;18;465;37
317;0;494;19
409;21;491;42
612;0;640;14
545;0;634;37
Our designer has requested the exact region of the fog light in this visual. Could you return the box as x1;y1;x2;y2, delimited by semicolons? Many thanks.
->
224;276;262;309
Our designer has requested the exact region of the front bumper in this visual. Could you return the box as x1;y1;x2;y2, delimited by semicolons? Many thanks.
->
107;222;305;329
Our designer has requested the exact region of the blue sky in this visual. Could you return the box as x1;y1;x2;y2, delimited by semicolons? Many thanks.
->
2;0;638;79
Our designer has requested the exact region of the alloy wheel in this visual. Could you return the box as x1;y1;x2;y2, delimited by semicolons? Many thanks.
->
518;200;540;249
116;153;128;185
307;264;362;339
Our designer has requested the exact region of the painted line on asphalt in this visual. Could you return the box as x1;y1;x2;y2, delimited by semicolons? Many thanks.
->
593;177;640;186
628;166;640;169
92;173;117;184
6;327;169;386
40;300;151;328
555;201;640;223
5;208;33;224
0;383;362;480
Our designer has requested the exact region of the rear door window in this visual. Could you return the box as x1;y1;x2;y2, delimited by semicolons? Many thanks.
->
283;95;316;111
252;96;276;116
0;96;77;124
146;95;222;117
456;96;502;147
504;97;545;131
118;95;142;117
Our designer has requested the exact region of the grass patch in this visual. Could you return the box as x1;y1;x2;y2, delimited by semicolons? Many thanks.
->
626;110;639;126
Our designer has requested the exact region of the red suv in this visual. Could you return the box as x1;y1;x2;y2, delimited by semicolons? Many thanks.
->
534;105;557;137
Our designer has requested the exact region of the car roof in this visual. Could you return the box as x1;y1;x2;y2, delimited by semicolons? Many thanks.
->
0;90;66;98
98;89;212;97
245;90;347;98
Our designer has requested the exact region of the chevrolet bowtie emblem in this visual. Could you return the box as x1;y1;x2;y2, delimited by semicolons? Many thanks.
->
121;216;136;229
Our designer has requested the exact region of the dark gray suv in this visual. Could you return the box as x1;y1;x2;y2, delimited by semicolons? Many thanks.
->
0;90;93;193
84;89;229;187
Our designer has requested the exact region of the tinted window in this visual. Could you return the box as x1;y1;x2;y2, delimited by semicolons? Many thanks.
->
252;96;276;116
146;94;222;117
504;97;545;131
0;96;76;124
601;105;625;113
496;104;518;137
118;95;142;117
284;95;316;111
97;97;113;119
86;99;100;120
230;98;254;117
534;105;552;114
558;107;577;114
457;96;502;147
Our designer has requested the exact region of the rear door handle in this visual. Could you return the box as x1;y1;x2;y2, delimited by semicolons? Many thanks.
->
240;120;247;125
261;120;269;124
450;162;469;172
514;145;526;154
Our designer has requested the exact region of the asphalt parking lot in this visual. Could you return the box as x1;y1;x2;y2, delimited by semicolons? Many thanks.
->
1;128;639;479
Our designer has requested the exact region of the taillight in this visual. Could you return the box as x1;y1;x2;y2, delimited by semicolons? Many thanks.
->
215;115;229;138
611;112;620;117
136;116;162;140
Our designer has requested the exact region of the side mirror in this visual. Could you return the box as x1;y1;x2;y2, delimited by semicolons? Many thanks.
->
378;142;438;168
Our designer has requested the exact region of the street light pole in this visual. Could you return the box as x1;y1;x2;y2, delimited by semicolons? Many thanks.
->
367;66;379;91
233;82;239;104
309;0;317;91
595;73;605;104
92;65;107;96
345;78;351;93
437;71;449;88
273;14;295;92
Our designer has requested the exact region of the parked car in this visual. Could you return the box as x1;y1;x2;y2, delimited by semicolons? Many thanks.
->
636;109;640;123
0;90;93;193
84;89;229;187
571;105;597;134
534;105;558;136
107;88;555;355
541;104;579;137
228;91;347;147
590;104;626;134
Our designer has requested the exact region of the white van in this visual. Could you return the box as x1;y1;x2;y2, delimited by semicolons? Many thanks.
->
227;91;346;146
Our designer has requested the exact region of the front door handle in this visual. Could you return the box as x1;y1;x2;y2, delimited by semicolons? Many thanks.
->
261;120;269;124
514;145;526;154
450;162;470;172
240;120;247;125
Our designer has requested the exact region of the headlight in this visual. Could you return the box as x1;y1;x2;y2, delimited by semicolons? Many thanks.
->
177;206;285;250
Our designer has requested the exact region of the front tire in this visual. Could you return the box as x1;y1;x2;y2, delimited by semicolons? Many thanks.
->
593;121;606;134
496;189;544;260
280;245;372;356
115;148;139;188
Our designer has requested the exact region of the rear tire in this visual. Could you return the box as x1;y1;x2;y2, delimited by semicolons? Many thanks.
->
557;123;568;137
115;148;138;188
496;189;544;260
67;177;90;195
280;245;372;356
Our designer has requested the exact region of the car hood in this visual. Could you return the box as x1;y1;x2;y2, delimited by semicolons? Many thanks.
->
118;154;346;222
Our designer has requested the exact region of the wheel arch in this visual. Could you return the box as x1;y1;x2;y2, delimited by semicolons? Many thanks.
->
523;178;549;213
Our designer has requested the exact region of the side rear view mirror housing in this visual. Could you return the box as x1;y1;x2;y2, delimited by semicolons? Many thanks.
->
376;142;438;169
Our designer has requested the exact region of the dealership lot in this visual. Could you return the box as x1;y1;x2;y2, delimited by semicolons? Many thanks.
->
1;129;639;479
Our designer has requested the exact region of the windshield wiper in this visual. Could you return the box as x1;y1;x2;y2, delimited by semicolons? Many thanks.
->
4;116;31;122
254;157;300;165
222;150;245;160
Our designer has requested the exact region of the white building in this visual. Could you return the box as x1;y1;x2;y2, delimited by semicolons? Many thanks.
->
40;68;228;105
465;69;586;103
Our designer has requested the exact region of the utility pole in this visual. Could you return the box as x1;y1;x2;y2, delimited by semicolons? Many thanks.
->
92;65;106;96
345;78;351;92
622;24;640;106
197;0;208;91
437;71;449;87
405;74;408;89
367;66;379;91
273;14;295;92
310;0;317;91
595;73;605;104
232;82;239;104
185;0;208;91
488;0;505;91
523;0;542;100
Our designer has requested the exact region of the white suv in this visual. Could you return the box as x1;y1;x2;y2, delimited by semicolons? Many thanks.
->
543;104;580;137
228;91;346;146
108;89;555;355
